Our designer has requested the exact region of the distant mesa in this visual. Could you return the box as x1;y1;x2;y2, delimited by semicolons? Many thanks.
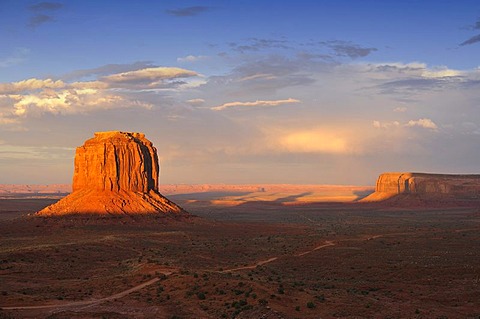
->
362;172;480;202
37;131;186;216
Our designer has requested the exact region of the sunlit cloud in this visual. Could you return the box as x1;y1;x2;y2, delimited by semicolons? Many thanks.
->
373;120;401;129
0;66;198;119
373;118;438;131
0;78;66;94
100;67;198;86
186;98;205;105
211;98;300;111
421;67;464;78
279;129;350;154
406;118;438;130
238;73;277;82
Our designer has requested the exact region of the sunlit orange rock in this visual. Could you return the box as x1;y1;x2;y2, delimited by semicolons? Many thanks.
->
362;172;480;202
36;131;185;215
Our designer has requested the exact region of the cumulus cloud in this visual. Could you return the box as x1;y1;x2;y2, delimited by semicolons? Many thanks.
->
211;98;300;111
0;66;198;119
166;6;212;17
406;118;438;130
0;78;66;94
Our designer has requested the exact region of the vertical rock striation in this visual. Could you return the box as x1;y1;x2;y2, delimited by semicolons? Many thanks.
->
37;131;185;216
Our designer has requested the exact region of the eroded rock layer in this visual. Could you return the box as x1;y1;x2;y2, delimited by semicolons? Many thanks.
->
362;172;480;202
37;131;185;215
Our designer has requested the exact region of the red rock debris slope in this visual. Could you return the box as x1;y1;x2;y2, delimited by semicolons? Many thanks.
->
37;131;185;216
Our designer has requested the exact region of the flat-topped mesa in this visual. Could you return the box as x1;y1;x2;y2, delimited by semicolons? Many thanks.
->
73;131;159;193
362;172;480;202
37;131;185;216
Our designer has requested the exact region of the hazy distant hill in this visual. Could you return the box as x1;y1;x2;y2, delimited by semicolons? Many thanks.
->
0;184;71;194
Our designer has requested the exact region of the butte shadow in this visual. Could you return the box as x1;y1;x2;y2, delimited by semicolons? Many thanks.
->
36;131;187;217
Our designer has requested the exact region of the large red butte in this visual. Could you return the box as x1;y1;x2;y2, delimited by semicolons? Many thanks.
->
37;131;184;215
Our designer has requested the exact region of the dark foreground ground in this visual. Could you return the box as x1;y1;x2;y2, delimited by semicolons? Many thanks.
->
0;191;479;319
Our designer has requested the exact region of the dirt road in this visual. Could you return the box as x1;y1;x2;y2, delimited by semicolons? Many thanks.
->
1;277;160;311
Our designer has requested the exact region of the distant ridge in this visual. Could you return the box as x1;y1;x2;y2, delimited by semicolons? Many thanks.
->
0;184;71;194
362;172;480;202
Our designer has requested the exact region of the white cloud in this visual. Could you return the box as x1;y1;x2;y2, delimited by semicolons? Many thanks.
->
211;98;300;111
406;118;438;130
177;55;208;63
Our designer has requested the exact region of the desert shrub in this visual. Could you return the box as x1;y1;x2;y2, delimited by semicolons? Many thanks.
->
307;301;315;309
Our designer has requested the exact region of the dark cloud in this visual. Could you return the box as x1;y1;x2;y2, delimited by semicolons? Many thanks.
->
166;6;211;17
28;14;54;27
229;38;291;53
29;2;63;11
321;40;377;58
460;34;480;46
377;78;461;96
63;61;156;81
27;2;63;28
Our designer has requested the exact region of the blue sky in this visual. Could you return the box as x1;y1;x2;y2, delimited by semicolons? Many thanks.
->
1;0;480;185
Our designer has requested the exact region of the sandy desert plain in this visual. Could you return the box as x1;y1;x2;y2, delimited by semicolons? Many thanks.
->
0;184;479;319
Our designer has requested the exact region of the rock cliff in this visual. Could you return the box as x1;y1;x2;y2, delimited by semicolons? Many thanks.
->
37;131;185;216
362;172;480;202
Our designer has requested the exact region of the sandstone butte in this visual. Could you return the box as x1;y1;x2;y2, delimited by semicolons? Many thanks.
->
36;131;185;216
361;172;480;202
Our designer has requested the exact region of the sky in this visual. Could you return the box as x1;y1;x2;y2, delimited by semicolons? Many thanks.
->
1;0;480;185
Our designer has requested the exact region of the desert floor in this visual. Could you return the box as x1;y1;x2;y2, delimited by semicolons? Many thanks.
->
0;185;479;319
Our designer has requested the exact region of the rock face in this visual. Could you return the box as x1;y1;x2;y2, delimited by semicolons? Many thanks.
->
362;172;480;202
37;131;185;216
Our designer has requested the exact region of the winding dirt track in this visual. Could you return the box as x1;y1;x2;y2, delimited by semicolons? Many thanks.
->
1;277;160;311
1;239;336;311
221;240;336;273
